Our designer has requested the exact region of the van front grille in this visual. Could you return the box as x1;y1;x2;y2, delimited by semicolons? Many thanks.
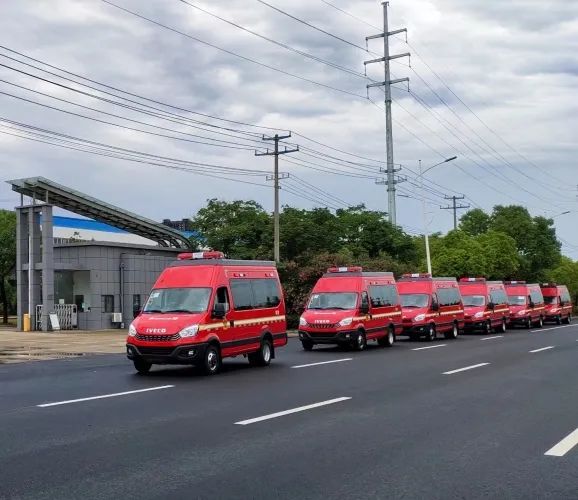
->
137;347;175;356
135;333;181;342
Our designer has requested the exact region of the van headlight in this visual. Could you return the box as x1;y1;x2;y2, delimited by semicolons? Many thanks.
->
338;317;353;327
128;323;137;337
179;324;199;338
517;310;527;316
414;314;426;322
474;312;485;319
299;317;307;327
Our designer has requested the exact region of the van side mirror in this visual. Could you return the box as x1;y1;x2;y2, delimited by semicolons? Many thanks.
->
529;301;535;309
212;303;227;319
431;302;440;312
488;302;495;310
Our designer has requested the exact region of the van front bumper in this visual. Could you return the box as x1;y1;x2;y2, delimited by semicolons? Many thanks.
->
401;324;428;335
298;330;355;344
126;342;208;365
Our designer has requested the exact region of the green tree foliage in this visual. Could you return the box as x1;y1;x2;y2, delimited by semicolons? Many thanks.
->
0;210;16;324
548;257;578;308
459;208;491;236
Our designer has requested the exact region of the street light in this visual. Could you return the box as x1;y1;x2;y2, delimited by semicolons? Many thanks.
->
419;156;458;275
551;211;571;219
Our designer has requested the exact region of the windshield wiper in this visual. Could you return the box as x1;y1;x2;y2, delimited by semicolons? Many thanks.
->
164;309;196;314
143;309;163;314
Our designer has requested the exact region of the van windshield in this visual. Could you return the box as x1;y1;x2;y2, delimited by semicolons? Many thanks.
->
307;292;358;310
143;287;212;314
543;295;558;305
462;295;485;307
400;294;429;308
507;295;526;306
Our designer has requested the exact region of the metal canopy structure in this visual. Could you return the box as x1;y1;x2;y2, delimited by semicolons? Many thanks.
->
8;177;191;249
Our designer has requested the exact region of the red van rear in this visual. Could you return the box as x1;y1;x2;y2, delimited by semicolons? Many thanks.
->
541;283;573;324
459;278;510;334
126;252;287;375
398;274;464;341
298;267;402;351
505;281;545;329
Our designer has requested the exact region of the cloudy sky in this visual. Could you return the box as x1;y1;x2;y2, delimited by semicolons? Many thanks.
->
0;0;577;257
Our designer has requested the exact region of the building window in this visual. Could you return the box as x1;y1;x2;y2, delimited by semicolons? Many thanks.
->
102;295;115;313
75;295;85;313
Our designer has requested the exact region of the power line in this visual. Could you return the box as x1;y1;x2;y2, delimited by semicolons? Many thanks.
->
318;0;380;31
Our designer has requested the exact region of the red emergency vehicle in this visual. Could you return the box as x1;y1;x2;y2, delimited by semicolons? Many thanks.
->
540;283;573;324
126;252;287;375
458;278;510;334
398;274;464;341
504;281;545;328
298;267;402;351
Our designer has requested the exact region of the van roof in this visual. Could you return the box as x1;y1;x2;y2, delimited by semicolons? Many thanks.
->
322;271;394;278
170;258;276;268
398;276;456;282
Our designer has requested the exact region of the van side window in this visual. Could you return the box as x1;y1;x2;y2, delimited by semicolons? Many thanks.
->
252;279;281;308
369;285;398;307
530;289;543;304
230;279;254;311
215;287;230;312
437;287;460;306
561;290;571;303
490;289;507;305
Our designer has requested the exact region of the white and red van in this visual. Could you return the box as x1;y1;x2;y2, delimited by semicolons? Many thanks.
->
298;267;402;351
458;278;510;334
126;251;287;375
398;274;464;341
505;281;545;328
541;283;573;324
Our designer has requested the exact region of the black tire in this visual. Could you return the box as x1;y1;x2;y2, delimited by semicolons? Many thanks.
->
426;324;436;342
483;320;492;336
377;326;395;347
556;315;562;326
497;318;507;333
301;339;314;351
133;358;152;375
202;344;221;375
248;338;273;367
444;322;459;340
525;317;532;329
536;316;544;328
563;313;572;325
352;331;367;351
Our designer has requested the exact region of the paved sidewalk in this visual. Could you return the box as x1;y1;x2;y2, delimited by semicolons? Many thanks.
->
0;329;127;364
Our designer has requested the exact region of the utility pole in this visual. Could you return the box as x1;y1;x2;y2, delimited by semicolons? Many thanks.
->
441;195;470;230
365;1;409;226
255;134;298;262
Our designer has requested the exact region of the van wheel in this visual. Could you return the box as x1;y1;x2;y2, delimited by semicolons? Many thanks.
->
483;320;492;335
378;327;395;347
426;324;436;341
133;359;151;375
248;338;272;367
352;331;367;351
563;313;572;325
537;316;544;328
498;318;507;333
202;344;221;375
555;315;562;325
301;340;314;351
525;317;532;329
444;322;459;340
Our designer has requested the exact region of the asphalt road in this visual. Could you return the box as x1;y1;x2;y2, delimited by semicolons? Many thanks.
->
1;323;578;499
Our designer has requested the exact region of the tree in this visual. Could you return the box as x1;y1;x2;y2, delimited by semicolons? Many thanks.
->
0;210;16;324
430;231;489;278
190;199;272;259
477;231;520;279
459;208;491;236
548;257;578;307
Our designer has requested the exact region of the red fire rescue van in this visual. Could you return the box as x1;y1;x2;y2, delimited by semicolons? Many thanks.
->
541;283;573;324
505;281;545;328
398;274;464;341
126;252;287;375
458;278;510;334
298;267;402;351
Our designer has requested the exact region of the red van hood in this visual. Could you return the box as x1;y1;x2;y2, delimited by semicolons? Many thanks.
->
464;305;485;318
401;307;428;320
132;313;205;335
302;309;356;325
509;305;526;315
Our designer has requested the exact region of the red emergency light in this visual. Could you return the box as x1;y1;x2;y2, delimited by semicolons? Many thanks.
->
327;266;363;273
540;283;557;288
504;280;526;285
459;277;486;282
178;251;225;260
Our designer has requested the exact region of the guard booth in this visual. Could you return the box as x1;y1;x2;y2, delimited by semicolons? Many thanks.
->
9;177;191;331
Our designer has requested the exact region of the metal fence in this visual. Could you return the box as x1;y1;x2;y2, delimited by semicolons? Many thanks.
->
35;304;78;331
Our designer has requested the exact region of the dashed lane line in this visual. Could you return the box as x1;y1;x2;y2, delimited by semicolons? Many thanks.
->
529;346;555;353
481;335;504;341
235;397;351;425
37;385;175;408
545;428;578;457
412;344;447;351
291;359;352;369
443;363;490;375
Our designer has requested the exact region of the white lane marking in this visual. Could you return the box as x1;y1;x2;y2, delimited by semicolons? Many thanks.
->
545;428;578;457
481;335;504;341
540;325;575;332
235;397;351;425
443;363;490;375
37;385;175;408
530;346;555;353
291;358;352;369
412;344;447;351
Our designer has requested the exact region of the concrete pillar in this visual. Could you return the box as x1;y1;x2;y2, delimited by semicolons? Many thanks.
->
41;205;54;331
16;209;29;331
29;207;42;329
